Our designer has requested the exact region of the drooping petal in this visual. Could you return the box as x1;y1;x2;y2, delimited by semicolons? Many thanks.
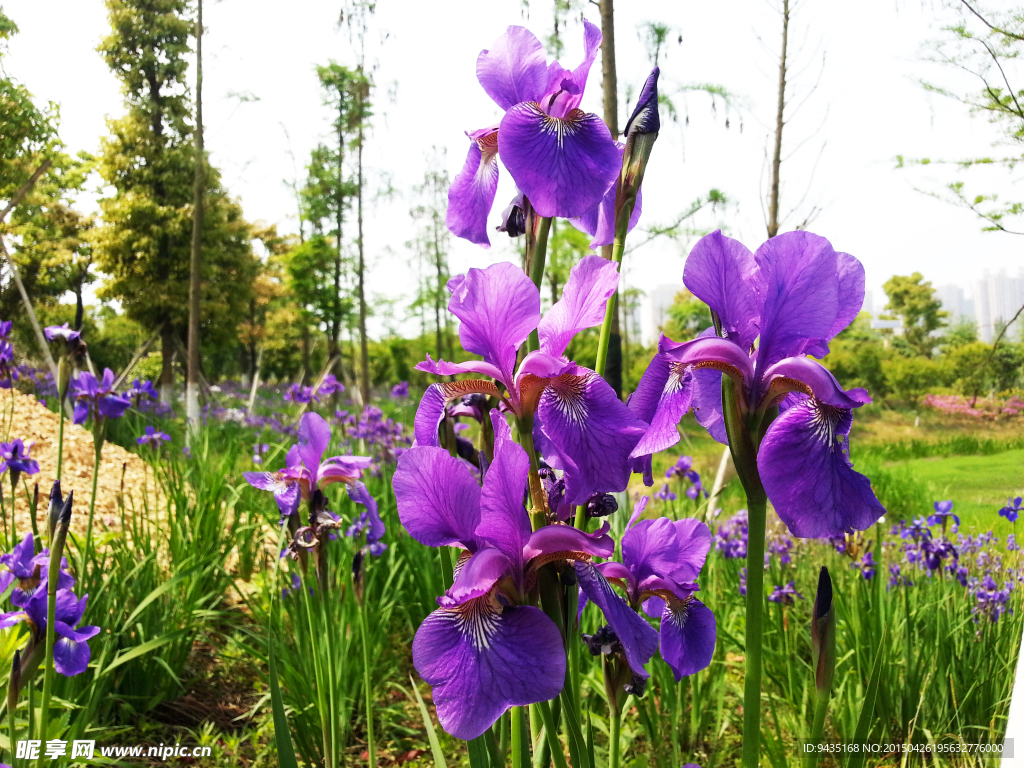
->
691;368;727;445
477;432;531;576
538;255;620;359
760;357;871;411
758;397;885;538
499;105;620;219
437;547;513;608
659;334;754;386
659;598;715;682
413;380;503;448
347;481;385;545
243;472;300;519
576;561;659;679
447;129;500;247
627;347;694;461
683;230;763;350
53;620;99;676
535;367;646;507
523;521;615;562
97;394;131;420
753;231;841;372
476;27;548;111
416;353;506;384
568;152;642;249
72;401;89;426
448;262;540;387
413;598;565;740
394;447;482;550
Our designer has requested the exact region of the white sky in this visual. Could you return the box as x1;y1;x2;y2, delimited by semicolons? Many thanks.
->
5;0;1023;342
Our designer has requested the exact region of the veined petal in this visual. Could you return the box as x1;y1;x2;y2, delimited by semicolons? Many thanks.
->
829;252;867;340
659;598;715;682
416;353;505;382
296;412;332;488
319;456;372;487
437;548;513;608
413;598;565;740
569;152;642;249
448;262;540;387
668;519;713;582
413;380;503;448
394;446;482;550
628;348;694;460
538;255;620;359
691;368;728;445
476;27;548;111
539;19;602;118
516;351;574;381
523;521;615;562
535;367;646;507
447;129;500;247
760;357;871;411
576;561;659;679
683;230;763;350
758;397;885;538
753;231;841;372
622;517;709;592
659;330;754;385
477;431;532;576
499;105;620;218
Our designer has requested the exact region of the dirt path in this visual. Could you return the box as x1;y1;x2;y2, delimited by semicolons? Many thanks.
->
1;389;158;541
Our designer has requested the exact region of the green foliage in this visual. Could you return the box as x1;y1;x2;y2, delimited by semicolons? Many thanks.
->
884;354;944;407
882;272;947;356
662;290;709;342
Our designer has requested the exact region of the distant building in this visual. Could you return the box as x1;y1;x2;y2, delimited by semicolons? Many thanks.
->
647;284;679;345
863;289;874;317
974;270;1024;342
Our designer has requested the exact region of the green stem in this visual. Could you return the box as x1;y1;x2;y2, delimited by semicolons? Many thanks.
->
37;520;67;760
7;677;16;767
536;700;568;768
594;238;626;377
526;217;553;353
82;445;102;567
741;493;768;768
609;697;622;768
359;599;377;768
55;380;65;485
511;706;526;768
805;691;829;767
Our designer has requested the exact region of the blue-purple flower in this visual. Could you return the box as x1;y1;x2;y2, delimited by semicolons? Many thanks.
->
927;500;959;528
0;534;74;608
69;369;131;426
395;412;625;740
0;439;39;485
628;230;885;539
768;581;804;605
579;496;716;682
1000;497;1022;523
447;22;624;246
0;589;99;676
391;381;409;399
136;425;171;449
414;257;646;507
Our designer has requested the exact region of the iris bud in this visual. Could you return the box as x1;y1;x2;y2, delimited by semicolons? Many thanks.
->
615;68;660;238
810;566;836;695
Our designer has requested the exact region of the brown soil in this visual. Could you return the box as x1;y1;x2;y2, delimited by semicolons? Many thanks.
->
1;388;158;539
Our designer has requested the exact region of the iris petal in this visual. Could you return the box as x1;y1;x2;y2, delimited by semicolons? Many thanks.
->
659;598;715;682
683;230;763;350
499;105;620;219
394;447;483;550
412;598;565;740
758;397;885;538
476;27;548;111
477;433;532;576
538;255;620;359
447;130;500;247
413;380;503;448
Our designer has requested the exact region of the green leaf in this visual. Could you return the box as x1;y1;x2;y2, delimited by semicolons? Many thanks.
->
98;630;188;677
120;569;196;629
409;677;447;768
847;624;888;768
270;641;301;768
468;734;490;768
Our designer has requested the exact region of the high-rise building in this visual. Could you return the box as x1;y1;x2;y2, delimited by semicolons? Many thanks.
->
974;270;1024;342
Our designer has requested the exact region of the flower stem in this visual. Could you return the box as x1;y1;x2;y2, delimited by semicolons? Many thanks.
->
511;706;526;768
526;216;553;354
55;365;66;484
537;699;568;768
609;697;622;768
742;492;767;768
359;598;377;768
805;689;829;767
594;238;625;378
7;673;16;767
82;444;102;567
37;502;69;763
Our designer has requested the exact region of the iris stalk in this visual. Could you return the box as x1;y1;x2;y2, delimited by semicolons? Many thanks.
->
38;499;71;765
359;599;377;768
525;215;553;354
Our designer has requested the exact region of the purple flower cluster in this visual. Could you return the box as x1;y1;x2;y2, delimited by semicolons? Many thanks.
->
70;369;131;425
767;581;804;605
715;509;748;559
0;319;16;386
973;574;1013;623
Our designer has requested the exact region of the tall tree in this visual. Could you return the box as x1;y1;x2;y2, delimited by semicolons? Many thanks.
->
408;151;453;362
882;272;948;357
95;0;256;397
186;0;204;426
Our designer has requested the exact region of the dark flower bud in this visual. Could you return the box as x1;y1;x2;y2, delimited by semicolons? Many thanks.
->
615;68;661;239
496;194;527;238
810;566;836;695
586;493;618;518
582;625;622;656
622;671;647;698
624;67;661;137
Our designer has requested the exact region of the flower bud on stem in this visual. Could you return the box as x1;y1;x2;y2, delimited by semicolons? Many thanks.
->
39;484;73;765
806;567;836;765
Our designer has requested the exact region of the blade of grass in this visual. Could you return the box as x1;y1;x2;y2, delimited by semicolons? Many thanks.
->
409;676;447;768
847;624;888;768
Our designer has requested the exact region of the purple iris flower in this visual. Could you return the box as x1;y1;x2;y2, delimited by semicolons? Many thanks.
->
738;567;747;596
0;589;100;676
0;534;74;608
345;481;387;557
394;412;622;740
767;581;804;605
448;22;622;246
0;320;15;386
136;425;171;448
125;378;159;401
318;373;343;396
0;439;39;484
69;369;131;426
284;383;315;404
665;456;693;479
579;496;715;681
715;509;748;559
391;381;409;399
628;230;885;538
999;497;1022;523
414;257;646;507
654;484;676;502
43;323;81;346
927;500;959;528
854;551;876;580
244;412;372;521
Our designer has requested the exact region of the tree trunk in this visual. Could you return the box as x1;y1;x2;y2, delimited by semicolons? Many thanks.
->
767;0;789;239
356;90;370;407
160;323;175;403
186;0;204;428
331;112;345;380
598;0;623;398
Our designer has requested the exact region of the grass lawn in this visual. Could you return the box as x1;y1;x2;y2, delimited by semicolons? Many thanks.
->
892;449;1024;537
